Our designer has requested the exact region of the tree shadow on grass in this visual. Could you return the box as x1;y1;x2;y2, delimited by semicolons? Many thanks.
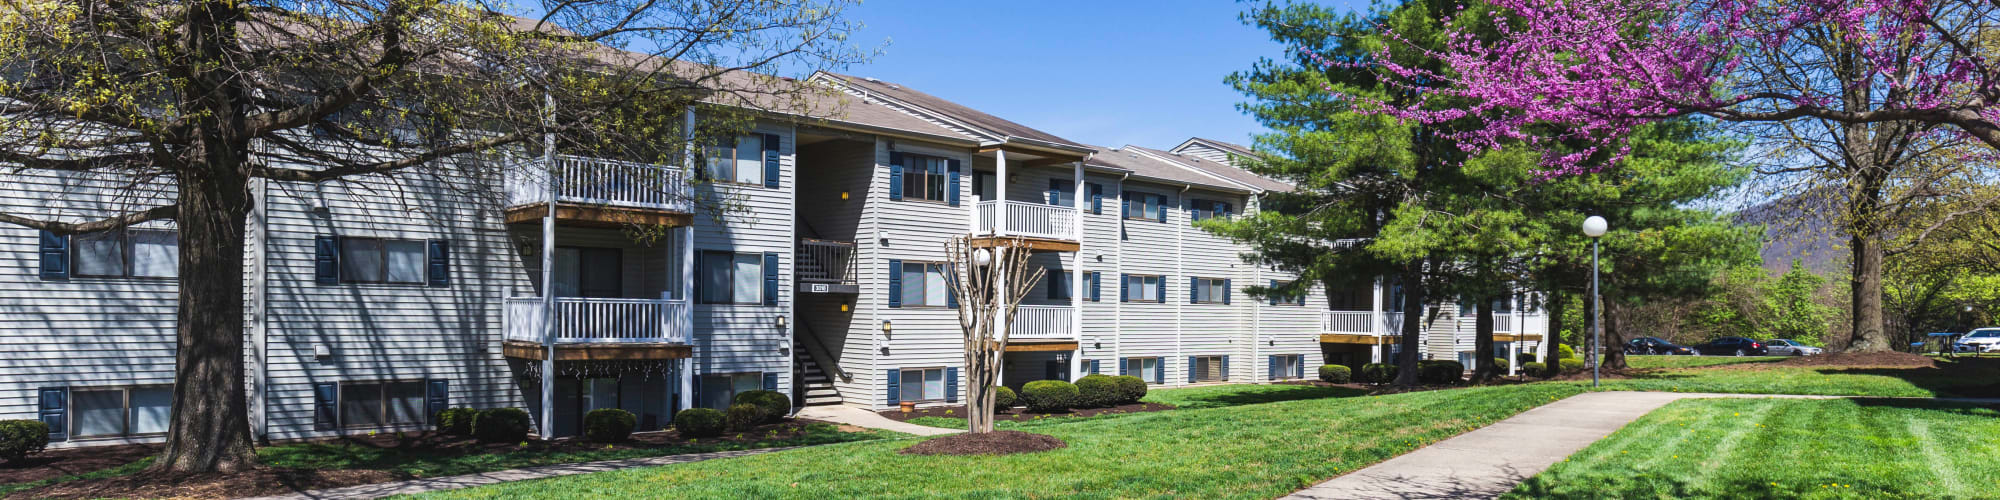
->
1511;467;1934;499
1817;357;2000;398
1166;385;1369;409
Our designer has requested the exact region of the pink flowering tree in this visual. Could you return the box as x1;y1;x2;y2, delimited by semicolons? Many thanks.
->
1346;0;2000;351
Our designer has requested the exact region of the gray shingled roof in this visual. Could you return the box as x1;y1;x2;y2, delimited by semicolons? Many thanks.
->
1131;145;1294;193
1186;137;1259;158
1083;145;1255;193
820;72;1088;149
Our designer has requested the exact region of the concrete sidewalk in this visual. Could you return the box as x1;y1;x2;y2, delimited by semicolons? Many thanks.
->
1282;391;1837;500
795;405;960;436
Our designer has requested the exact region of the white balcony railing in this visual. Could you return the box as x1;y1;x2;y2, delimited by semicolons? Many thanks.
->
1010;305;1075;340
1322;311;1373;334
976;200;1079;241
504;297;691;344
1493;314;1515;334
505;156;690;212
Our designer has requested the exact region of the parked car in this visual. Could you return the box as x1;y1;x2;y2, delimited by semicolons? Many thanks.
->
1624;337;1693;355
1762;339;1823;356
1957;328;2000;353
1693;337;1768;356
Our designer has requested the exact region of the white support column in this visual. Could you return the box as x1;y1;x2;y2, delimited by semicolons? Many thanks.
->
679;109;698;411
1069;160;1084;379
1371;278;1385;364
538;92;558;439
994;149;1008;237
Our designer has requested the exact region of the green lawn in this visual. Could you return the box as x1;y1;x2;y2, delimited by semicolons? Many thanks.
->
1505;398;2000;499
903;383;1371;429
259;423;893;479
1574;356;2000;398
409;384;1587;499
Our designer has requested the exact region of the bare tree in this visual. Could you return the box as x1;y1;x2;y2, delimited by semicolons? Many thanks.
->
943;236;1043;434
0;0;864;472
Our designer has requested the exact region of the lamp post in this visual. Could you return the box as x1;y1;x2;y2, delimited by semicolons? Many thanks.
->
1582;216;1608;387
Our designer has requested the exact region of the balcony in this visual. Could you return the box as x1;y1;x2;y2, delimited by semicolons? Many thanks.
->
503;156;692;228
796;238;858;294
1005;305;1077;351
1321;311;1373;335
973;200;1080;251
501;297;692;360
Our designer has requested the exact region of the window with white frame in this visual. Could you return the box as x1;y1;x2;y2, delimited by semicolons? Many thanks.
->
900;154;951;203
703;135;765;185
1192;355;1226;382
339;237;426;284
1191;277;1226;303
1124;357;1160;383
74;228;179;278
1273;354;1303;380
900;261;950;307
699;251;763;305
699;372;764;409
899;367;946;402
72;386;171;438
1124;274;1163;302
339;380;427;428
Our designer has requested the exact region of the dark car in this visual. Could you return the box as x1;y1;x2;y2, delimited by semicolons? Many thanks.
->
1624;337;1693;355
1693;337;1768;356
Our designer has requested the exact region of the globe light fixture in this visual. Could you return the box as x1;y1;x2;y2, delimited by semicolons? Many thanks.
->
974;248;993;267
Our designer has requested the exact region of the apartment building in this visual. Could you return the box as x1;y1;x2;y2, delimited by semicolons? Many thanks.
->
0;67;1547;449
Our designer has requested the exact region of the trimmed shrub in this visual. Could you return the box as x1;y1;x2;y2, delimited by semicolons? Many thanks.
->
673;408;725;438
1559;358;1586;373
1517;353;1539;365
583;408;637;443
1358;363;1399;384
732;390;790;423
1317;364;1352;383
1112;375;1148;404
1417;360;1464;385
1492;358;1510;371
0;420;49;462
1019;380;1080;412
725;403;767;431
473;408;532;443
1559;344;1578;360
436;408;477;436
1074;374;1120;408
991;386;1018;411
1522;362;1549;377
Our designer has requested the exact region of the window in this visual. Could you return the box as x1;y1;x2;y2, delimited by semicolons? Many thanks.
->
340;238;426;284
900;262;950;307
699;251;764;305
73;229;178;278
703;135;765;185
554;247;623;298
1124;357;1160;383
699;372;765;409
1189;199;1234;222
1191;278;1227;304
340;381;427;428
1271;280;1309;306
1124;274;1163;302
1046;179;1074;206
1192;356;1226;382
72;386;171;438
898;368;947;402
1122;191;1163;220
899;154;951;203
1273;355;1303;380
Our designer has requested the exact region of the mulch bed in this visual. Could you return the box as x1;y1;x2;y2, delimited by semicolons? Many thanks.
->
1769;351;1938;369
6;419;844;500
898;430;1066;456
877;402;1175;423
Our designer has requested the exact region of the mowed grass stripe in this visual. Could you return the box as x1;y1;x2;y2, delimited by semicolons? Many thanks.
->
409;384;1586;499
1507;398;2000;499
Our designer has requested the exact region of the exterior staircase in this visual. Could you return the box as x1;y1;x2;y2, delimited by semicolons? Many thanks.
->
795;349;843;406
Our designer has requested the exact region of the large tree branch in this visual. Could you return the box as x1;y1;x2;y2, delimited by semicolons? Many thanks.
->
0;205;177;235
249;132;525;182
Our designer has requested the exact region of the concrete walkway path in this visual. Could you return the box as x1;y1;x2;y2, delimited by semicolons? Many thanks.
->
795;405;960;436
242;447;792;500
1283;391;1838;500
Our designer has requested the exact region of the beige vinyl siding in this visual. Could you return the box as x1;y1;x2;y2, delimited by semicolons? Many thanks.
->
857;138;972;409
690;123;795;395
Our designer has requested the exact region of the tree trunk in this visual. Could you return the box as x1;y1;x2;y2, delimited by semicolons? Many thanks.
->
1472;295;1496;382
155;155;258;472
1394;266;1424;386
1543;290;1566;371
1847;233;1890;352
1601;299;1628;370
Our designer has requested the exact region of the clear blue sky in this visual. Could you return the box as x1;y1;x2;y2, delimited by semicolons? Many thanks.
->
831;0;1367;150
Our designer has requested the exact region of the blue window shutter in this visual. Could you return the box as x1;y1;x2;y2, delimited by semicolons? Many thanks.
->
1088;360;1100;375
426;240;451;288
1047;179;1060;205
946;159;962;206
1153;359;1163;384
1190;199;1205;222
888;152;905;200
1268;355;1279;380
885;369;900;404
692;252;705;302
1222;356;1230;381
1119;274;1129;303
38;387;66;441
315;236;340;285
426;379;449;422
692;376;704;409
1156;278;1166;304
1189;277;1199;304
1118;358;1129;376
762;252;779;306
1299;289;1308;306
1088;183;1102;214
1155;195;1167;222
1269;280;1280;306
1187;357;1197;383
763;133;781;189
946;265;960;308
1089;272;1101;302
313;382;338;430
945;367;960;402
1296;358;1306;379
37;231;68;280
887;260;902;308
764;372;779;391
1223;279;1232;305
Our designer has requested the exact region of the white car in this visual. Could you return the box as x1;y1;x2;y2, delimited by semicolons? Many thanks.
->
1957;328;2000;353
1763;339;1823;356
